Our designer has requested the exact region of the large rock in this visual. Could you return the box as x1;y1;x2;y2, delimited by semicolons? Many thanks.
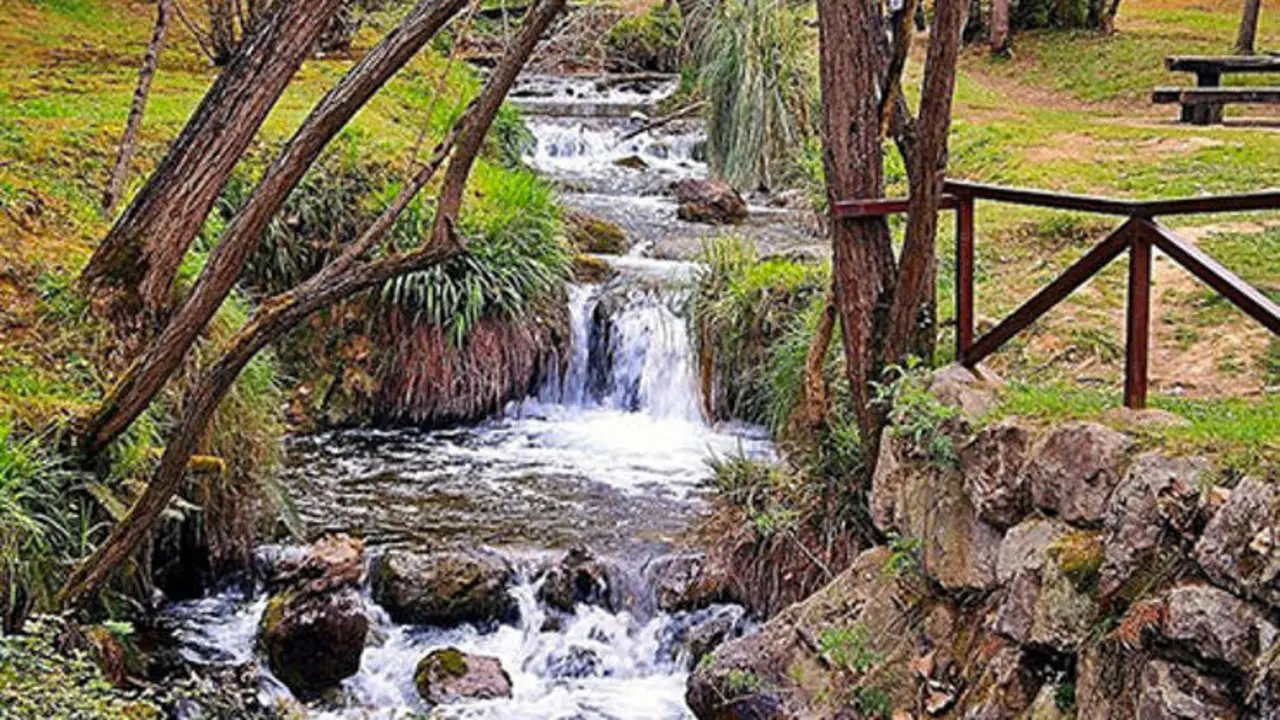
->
1025;422;1132;526
990;518;1098;651
1097;453;1207;600
1248;642;1280;717
414;648;512;706
871;435;1001;592
686;548;918;720
1159;584;1277;671
960;419;1033;529
371;549;516;627
643;552;732;612
660;604;747;665
259;535;369;699
928;363;1002;419
565;209;628;254
673;179;748;225
962;644;1040;720
1134;660;1239;719
1194;476;1280;611
536;546;619;614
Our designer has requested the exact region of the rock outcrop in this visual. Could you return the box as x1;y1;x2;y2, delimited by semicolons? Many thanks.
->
259;534;368;700
688;365;1279;720
673;179;748;225
414;647;513;706
371;549;517;627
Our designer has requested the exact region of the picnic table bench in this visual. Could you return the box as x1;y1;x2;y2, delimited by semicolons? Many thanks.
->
1153;55;1280;125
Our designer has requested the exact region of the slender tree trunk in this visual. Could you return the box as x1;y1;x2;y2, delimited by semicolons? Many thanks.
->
103;0;172;219
1236;0;1262;54
58;0;567;612
79;0;470;460
991;0;1011;53
793;295;836;436
816;0;897;457
885;0;968;366
80;0;344;327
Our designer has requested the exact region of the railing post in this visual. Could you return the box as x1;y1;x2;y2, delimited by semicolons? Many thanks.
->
955;194;975;365
1125;226;1152;409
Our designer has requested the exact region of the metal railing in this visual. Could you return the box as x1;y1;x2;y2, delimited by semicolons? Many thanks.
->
832;181;1280;409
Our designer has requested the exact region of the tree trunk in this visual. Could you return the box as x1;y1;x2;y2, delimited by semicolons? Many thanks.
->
885;0;968;366
991;0;1011;53
102;0;172;219
79;0;344;327
1236;0;1262;54
816;0;897;457
58;0;567;612
79;0;470;460
793;295;836;437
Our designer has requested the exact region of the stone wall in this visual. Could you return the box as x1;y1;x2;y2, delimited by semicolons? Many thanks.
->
688;367;1278;719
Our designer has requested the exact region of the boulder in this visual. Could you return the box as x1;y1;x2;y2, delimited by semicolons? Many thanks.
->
565;209;628;254
544;645;604;679
960;419;1033;529
990;518;1098;651
1159;584;1277;671
572;254;616;284
1135;660;1239;719
259;535;369;700
537;546;618;613
371;549;516;627
660;604;747;665
1248;642;1280;718
414;648;513;706
1097;454;1207;599
962;645;1039;720
1193;476;1280;611
1025;422;1132;527
644;552;732;612
673;179;748;225
928;363;1003;419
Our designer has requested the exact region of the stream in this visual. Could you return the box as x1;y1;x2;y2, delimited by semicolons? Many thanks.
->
162;74;776;719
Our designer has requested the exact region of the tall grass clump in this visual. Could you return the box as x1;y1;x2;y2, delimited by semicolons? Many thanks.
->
689;0;818;190
693;236;827;423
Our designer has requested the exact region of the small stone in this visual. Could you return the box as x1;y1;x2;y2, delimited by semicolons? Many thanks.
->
414;648;513;706
614;154;649;170
1025;422;1132;527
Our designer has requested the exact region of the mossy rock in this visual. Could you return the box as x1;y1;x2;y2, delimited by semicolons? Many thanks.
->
604;5;683;73
1048;530;1104;593
414;648;512;706
565;210;629;255
572;255;616;283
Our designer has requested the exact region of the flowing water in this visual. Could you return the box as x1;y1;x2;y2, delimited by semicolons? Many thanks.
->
163;74;774;719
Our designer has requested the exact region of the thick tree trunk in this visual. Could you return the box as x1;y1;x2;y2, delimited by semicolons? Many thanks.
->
991;0;1011;53
58;0;567;612
79;0;470;460
1236;0;1262;54
885;0;968;366
816;0;897;456
79;0;344;326
103;0;172;219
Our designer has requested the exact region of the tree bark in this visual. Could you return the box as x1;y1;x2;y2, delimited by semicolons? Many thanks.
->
58;0;567;612
79;0;344;326
816;0;897;456
991;0;1011;54
885;0;968;366
102;0;172;219
793;295;836;436
1236;0;1262;54
79;0;470;460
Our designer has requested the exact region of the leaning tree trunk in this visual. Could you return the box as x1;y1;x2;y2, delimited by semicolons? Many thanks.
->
79;0;344;328
816;0;898;457
79;0;470;460
58;0;567;612
1236;0;1262;54
102;0;172;219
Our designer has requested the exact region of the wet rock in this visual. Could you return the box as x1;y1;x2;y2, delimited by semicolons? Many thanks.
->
687;548;917;719
371;549;517;627
614;154;650;170
537;546;618;613
572;254;616;284
1159;583;1277;671
960;419;1033;529
644;552;732;612
1097;454;1207;599
661;604;747;664
565;209;629;254
1025;422;1132;527
414;647;513;706
544;645;604;679
1193;476;1280;611
259;535;368;700
673;178;747;225
928;363;1002;419
872;435;1000;592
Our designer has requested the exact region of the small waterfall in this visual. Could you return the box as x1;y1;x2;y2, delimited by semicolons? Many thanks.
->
538;279;702;423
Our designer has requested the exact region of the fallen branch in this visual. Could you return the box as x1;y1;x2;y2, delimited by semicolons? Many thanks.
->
618;101;705;142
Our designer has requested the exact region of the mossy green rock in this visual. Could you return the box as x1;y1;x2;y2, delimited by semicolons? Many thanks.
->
414;648;512;706
565;210;629;255
371;550;517;627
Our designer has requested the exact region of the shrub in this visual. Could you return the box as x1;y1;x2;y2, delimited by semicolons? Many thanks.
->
605;5;684;73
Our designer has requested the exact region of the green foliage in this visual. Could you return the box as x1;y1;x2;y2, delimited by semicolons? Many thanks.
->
693;236;828;424
723;668;762;697
690;0;817;190
882;533;921;577
873;360;963;468
605;4;684;73
383;164;570;346
850;685;893;718
818;623;883;674
1055;681;1077;712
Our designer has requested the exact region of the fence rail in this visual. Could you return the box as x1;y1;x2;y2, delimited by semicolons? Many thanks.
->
831;181;1280;409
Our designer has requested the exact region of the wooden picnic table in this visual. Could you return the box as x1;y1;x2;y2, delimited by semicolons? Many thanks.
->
1159;55;1280;124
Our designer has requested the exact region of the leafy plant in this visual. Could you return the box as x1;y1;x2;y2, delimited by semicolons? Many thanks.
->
818;623;884;674
873;359;963;469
